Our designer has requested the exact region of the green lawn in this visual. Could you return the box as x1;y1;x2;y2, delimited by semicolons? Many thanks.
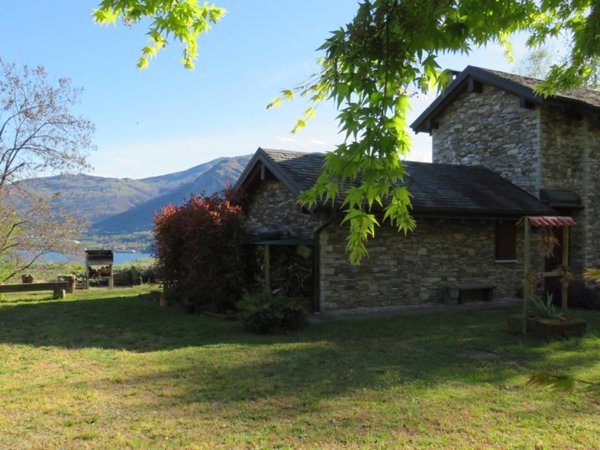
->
1;287;599;448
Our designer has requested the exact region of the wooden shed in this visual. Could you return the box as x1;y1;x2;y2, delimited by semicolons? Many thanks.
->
85;249;114;289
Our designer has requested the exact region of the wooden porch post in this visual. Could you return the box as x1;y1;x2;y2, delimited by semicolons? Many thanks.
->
562;226;570;314
109;264;114;289
264;244;270;291
522;217;531;334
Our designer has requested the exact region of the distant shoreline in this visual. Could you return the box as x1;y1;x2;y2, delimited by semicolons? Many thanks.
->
43;252;154;265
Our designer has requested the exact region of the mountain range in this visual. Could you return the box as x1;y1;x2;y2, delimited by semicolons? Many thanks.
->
21;154;251;247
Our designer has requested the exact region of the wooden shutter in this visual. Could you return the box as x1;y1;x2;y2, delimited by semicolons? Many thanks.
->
495;221;517;260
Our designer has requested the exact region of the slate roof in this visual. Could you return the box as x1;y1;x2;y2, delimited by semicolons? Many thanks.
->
259;149;324;193
412;66;600;133
482;68;600;109
236;148;556;217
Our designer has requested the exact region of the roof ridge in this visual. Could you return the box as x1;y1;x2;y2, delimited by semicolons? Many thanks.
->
404;160;490;170
237;148;555;217
467;65;600;95
260;147;325;155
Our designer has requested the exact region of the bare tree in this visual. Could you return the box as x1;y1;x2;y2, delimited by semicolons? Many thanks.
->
515;45;600;89
0;60;94;281
0;60;94;187
0;189;83;282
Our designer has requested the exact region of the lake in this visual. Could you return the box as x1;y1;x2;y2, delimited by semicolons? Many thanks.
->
43;252;154;265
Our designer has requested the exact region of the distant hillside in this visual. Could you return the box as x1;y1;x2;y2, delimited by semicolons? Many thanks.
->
139;157;227;195
92;155;251;235
18;155;250;230
21;174;161;224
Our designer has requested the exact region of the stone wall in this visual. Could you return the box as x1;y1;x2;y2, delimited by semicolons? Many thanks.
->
539;110;600;272
245;180;321;240
432;84;541;195
319;218;544;311
430;82;600;275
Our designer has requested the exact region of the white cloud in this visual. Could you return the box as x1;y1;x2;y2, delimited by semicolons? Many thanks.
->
273;135;330;149
274;136;300;145
91;127;340;179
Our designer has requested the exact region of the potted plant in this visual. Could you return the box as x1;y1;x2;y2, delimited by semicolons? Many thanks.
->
508;293;586;339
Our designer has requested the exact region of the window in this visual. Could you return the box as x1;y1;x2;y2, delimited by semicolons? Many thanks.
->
495;221;517;261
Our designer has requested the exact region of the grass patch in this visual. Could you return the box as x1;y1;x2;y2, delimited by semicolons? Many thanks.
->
1;286;600;447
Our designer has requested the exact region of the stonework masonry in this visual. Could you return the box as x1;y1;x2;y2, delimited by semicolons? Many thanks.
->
432;82;600;276
319;218;542;311
243;80;600;311
245;178;547;311
432;84;541;196
245;180;321;240
539;110;600;272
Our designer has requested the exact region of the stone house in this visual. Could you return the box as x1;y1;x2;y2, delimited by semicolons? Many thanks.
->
235;66;600;311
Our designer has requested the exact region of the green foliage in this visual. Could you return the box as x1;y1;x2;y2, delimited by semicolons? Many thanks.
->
527;372;600;392
291;0;600;263
113;260;157;286
527;373;577;391
94;0;225;69
585;268;600;284
95;0;600;263
532;293;563;320
237;290;307;334
6;261;84;283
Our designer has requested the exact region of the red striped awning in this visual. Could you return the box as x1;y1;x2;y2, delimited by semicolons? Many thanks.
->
527;216;577;227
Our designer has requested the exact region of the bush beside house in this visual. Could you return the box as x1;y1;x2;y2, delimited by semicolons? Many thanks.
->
153;189;258;313
238;290;307;334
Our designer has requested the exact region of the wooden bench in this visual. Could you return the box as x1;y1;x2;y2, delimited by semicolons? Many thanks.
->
443;285;496;305
0;281;69;299
57;275;76;294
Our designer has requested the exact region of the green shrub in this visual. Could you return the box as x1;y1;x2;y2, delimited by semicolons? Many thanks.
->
532;293;563;319
238;290;307;334
113;262;158;287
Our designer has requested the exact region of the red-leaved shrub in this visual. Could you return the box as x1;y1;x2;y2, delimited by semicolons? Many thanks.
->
153;189;257;312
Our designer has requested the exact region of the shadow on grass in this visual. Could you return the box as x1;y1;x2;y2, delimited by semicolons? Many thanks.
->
0;292;258;351
1;290;599;361
1;290;598;353
65;313;600;423
2;290;600;426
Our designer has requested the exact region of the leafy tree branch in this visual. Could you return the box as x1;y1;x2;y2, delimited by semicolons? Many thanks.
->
94;0;600;263
93;0;226;69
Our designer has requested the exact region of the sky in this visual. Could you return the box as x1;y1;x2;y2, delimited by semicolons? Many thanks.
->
0;1;530;179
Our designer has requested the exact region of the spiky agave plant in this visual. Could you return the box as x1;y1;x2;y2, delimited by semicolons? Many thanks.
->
531;293;563;320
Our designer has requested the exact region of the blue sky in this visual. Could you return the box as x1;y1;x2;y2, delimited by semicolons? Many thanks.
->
1;1;529;179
